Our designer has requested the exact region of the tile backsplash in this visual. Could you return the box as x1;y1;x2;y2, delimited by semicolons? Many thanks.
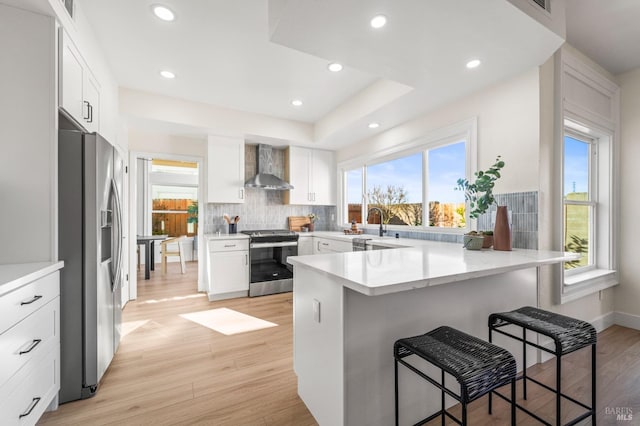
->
360;191;539;249
204;145;336;233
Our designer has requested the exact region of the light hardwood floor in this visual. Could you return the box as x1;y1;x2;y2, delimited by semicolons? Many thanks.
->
40;263;639;425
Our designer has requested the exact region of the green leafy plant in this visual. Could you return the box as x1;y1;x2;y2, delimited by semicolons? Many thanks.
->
455;156;505;219
187;201;198;224
565;234;588;269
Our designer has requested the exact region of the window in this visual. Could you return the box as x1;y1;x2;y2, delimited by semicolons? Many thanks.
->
366;152;423;226
560;119;617;300
563;133;594;271
149;159;199;237
340;118;475;231
555;47;619;303
151;185;198;237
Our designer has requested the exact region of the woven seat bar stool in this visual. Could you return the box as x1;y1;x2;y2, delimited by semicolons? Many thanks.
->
488;306;597;426
394;326;517;425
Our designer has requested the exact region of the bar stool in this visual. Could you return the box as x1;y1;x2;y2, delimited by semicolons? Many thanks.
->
394;326;517;425
488;306;597;425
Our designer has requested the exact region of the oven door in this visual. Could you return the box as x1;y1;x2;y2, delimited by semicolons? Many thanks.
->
248;241;297;296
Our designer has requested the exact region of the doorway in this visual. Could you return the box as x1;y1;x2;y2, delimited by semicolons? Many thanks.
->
128;152;205;301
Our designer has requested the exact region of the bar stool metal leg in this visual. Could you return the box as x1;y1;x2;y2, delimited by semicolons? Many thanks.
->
395;359;399;426
522;328;527;399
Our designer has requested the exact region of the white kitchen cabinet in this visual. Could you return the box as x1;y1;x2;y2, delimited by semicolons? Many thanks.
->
313;237;352;254
207;238;249;300
285;147;336;205
0;266;61;426
297;235;313;256
207;136;245;203
59;29;100;132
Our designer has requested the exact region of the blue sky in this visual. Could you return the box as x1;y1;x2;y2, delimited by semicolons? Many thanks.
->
346;142;466;204
564;135;589;196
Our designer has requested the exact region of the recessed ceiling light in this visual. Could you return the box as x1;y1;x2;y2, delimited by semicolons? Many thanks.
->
370;15;387;29
328;62;343;72
368;122;380;129
466;59;481;69
291;99;303;107
152;5;175;22
160;70;175;79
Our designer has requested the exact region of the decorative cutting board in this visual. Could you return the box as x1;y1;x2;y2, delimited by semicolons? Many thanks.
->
288;216;311;231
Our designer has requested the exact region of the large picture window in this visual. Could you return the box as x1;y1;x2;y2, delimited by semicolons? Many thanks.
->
341;119;474;231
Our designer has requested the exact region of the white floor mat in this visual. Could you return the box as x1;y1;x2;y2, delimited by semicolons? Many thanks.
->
180;307;278;335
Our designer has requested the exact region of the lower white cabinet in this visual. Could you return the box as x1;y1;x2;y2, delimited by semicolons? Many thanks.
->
208;238;249;300
297;236;313;256
0;267;61;426
313;237;352;254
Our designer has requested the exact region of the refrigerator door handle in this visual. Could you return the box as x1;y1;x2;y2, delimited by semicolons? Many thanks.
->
111;178;123;291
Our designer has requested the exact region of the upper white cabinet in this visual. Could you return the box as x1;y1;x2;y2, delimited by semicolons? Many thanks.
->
59;29;100;132
285;146;336;205
207;136;245;203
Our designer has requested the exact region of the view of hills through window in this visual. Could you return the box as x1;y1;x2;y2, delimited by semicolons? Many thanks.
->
563;135;591;269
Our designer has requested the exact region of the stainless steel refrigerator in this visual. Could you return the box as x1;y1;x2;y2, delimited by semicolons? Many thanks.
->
58;129;124;403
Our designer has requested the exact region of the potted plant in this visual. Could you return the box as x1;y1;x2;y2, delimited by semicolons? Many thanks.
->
456;156;508;250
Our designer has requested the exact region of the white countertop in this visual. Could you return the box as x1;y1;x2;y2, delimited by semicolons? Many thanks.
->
288;233;577;296
204;233;250;240
0;261;64;297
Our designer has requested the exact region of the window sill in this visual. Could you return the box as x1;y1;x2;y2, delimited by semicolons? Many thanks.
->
561;268;618;304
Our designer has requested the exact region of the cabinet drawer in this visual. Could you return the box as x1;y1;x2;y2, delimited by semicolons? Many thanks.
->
0;345;59;426
208;239;249;252
0;297;59;388
0;272;59;335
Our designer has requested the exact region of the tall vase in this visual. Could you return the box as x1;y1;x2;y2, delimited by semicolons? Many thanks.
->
493;206;512;251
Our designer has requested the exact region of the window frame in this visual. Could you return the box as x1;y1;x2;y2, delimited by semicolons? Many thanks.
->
562;129;597;274
559;117;618;302
338;117;477;234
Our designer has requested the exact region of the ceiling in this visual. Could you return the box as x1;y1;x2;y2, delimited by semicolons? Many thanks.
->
72;1;639;148
565;0;640;75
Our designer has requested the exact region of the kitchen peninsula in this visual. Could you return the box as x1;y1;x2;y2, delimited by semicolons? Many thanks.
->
288;237;576;426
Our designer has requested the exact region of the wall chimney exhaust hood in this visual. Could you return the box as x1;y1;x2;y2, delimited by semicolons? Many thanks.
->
244;144;293;190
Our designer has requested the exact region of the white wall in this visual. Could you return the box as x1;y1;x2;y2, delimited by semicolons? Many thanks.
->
614;67;640;319
337;69;542;194
129;129;206;157
0;5;56;264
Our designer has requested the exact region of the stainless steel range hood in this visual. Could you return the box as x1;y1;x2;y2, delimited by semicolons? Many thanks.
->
244;144;293;190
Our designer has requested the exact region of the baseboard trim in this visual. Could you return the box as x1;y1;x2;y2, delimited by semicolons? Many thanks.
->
590;312;616;332
612;311;640;331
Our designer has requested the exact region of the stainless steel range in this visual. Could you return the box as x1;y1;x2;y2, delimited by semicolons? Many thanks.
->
241;230;299;297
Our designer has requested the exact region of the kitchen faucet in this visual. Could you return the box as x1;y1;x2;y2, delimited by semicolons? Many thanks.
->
367;207;387;237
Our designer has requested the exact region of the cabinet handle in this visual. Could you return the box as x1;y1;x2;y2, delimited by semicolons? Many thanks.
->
83;101;90;120
239;189;244;199
20;295;43;306
19;339;42;355
313;193;316;201
88;103;93;123
245;254;248;265
321;242;329;246
18;397;41;419
224;244;236;248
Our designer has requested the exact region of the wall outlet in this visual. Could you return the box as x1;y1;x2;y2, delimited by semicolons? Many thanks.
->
313;299;321;323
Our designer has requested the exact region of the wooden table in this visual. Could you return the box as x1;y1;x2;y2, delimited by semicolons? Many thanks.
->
136;235;168;280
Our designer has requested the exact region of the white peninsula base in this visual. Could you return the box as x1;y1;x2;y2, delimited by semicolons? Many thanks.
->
290;241;576;426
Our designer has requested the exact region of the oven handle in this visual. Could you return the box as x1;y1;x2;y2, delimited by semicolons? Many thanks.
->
250;241;298;249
